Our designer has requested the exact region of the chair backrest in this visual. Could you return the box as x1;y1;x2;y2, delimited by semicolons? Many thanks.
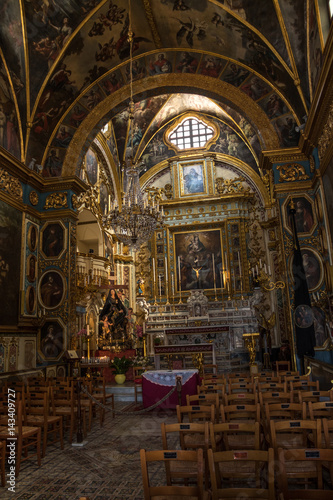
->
202;377;225;386
209;421;260;452
207;448;275;500
270;419;321;452
227;372;250;380
140;448;205;499
186;393;219;420
275;360;291;372
259;391;293;407
290;380;319;392
224;392;258;406
264;402;306;422
161;422;209;451
228;382;255;394
278;447;333;499
253;374;280;384
322;418;333;448
220;402;261;423
203;364;218;376
197;384;225;396
257;381;287;393
176;404;215;423
308;400;333;419
298;390;333;405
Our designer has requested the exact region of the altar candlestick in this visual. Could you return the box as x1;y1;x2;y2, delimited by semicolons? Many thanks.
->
153;258;156;282
159;274;162;297
171;272;175;296
268;265;271;275
87;325;89;336
165;257;168;281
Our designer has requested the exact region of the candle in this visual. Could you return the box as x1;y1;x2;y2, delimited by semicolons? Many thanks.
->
171;272;175;296
153;258;156;283
268;265;271;275
165;257;168;281
87;325;89;336
159;274;162;297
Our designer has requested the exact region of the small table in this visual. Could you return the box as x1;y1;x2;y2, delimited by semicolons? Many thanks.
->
142;369;199;409
80;362;110;378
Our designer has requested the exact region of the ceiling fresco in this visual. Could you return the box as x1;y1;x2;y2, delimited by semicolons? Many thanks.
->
0;0;328;178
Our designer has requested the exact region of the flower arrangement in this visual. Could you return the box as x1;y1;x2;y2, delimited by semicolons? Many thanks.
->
109;355;133;374
132;355;150;367
76;328;87;339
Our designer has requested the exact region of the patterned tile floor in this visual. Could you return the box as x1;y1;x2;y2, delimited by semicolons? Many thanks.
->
2;402;178;500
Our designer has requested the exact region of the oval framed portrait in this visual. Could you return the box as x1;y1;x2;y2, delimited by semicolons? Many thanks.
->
26;255;37;282
38;270;65;310
290;247;323;292
26;286;36;315
39;319;65;360
294;304;314;329
27;224;38;252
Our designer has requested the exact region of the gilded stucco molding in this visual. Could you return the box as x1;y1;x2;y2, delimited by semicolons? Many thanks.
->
62;74;279;176
216;177;250;195
29;191;39;206
0;168;23;200
141;0;162;48
276;163;310;182
260;148;308;170
44;192;68;210
318;100;333;162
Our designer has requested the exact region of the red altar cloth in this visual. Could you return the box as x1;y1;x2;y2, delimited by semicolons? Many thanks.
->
142;370;199;410
95;349;136;382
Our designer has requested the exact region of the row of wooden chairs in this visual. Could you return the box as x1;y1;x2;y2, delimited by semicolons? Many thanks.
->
140;446;333;499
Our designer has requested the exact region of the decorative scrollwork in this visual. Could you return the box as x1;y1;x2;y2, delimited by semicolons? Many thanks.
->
29;191;39;206
70;186;102;220
276;163;310;182
0;168;23;199
44;192;68;210
164;184;173;199
216;177;250;195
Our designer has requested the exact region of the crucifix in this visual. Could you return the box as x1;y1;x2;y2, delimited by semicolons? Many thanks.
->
192;257;203;289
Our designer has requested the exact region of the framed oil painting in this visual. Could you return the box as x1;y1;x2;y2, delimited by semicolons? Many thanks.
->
27;223;38;252
39;320;65;360
27;254;37;282
180;162;207;197
41;221;65;258
39;270;65;309
174;228;223;291
290;247;323;292
26;286;36;315
283;195;316;235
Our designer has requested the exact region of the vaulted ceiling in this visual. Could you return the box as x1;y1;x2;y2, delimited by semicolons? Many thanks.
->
0;0;329;178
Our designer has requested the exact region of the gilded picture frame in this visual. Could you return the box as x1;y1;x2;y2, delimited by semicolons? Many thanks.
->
289;246;323;292
26;286;36;315
39;318;65;361
26;254;37;282
173;228;223;291
40;221;66;259
27;223;38;252
179;161;207;197
283;194;316;236
38;270;66;310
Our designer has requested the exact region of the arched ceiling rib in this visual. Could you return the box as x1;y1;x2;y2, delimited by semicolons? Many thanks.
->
0;0;328;172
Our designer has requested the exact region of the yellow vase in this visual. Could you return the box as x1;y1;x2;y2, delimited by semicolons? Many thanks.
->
115;374;126;384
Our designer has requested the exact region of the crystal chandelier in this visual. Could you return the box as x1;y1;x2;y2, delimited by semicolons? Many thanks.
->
102;0;164;250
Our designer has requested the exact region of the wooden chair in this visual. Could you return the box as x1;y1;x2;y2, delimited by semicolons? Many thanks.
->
197;384;225;397
202;364;218;376
209;421;260;452
140;448;208;499
132;366;145;404
186;393;219;422
228;381;256;394
277;447;333;499
25;388;63;457
52;384;86;444
253;374;280;384
202;376;225;386
176;404;215;424
227;372;250;381
91;376;115;423
309;400;333;420
0;399;41;477
275;360;291;372
224;392;258;406
207;448;275;500
256;381;287;393
322;418;333;448
298;390;333;405
161;422;210;488
0;440;5;487
220;402;261;424
270;419;321;455
263;403;307;447
259;390;293;408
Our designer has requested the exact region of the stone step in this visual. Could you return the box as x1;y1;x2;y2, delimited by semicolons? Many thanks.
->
105;382;142;402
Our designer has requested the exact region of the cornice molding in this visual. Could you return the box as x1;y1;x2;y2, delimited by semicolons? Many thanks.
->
260;148;308;170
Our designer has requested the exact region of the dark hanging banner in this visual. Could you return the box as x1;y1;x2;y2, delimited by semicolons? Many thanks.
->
289;200;316;357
